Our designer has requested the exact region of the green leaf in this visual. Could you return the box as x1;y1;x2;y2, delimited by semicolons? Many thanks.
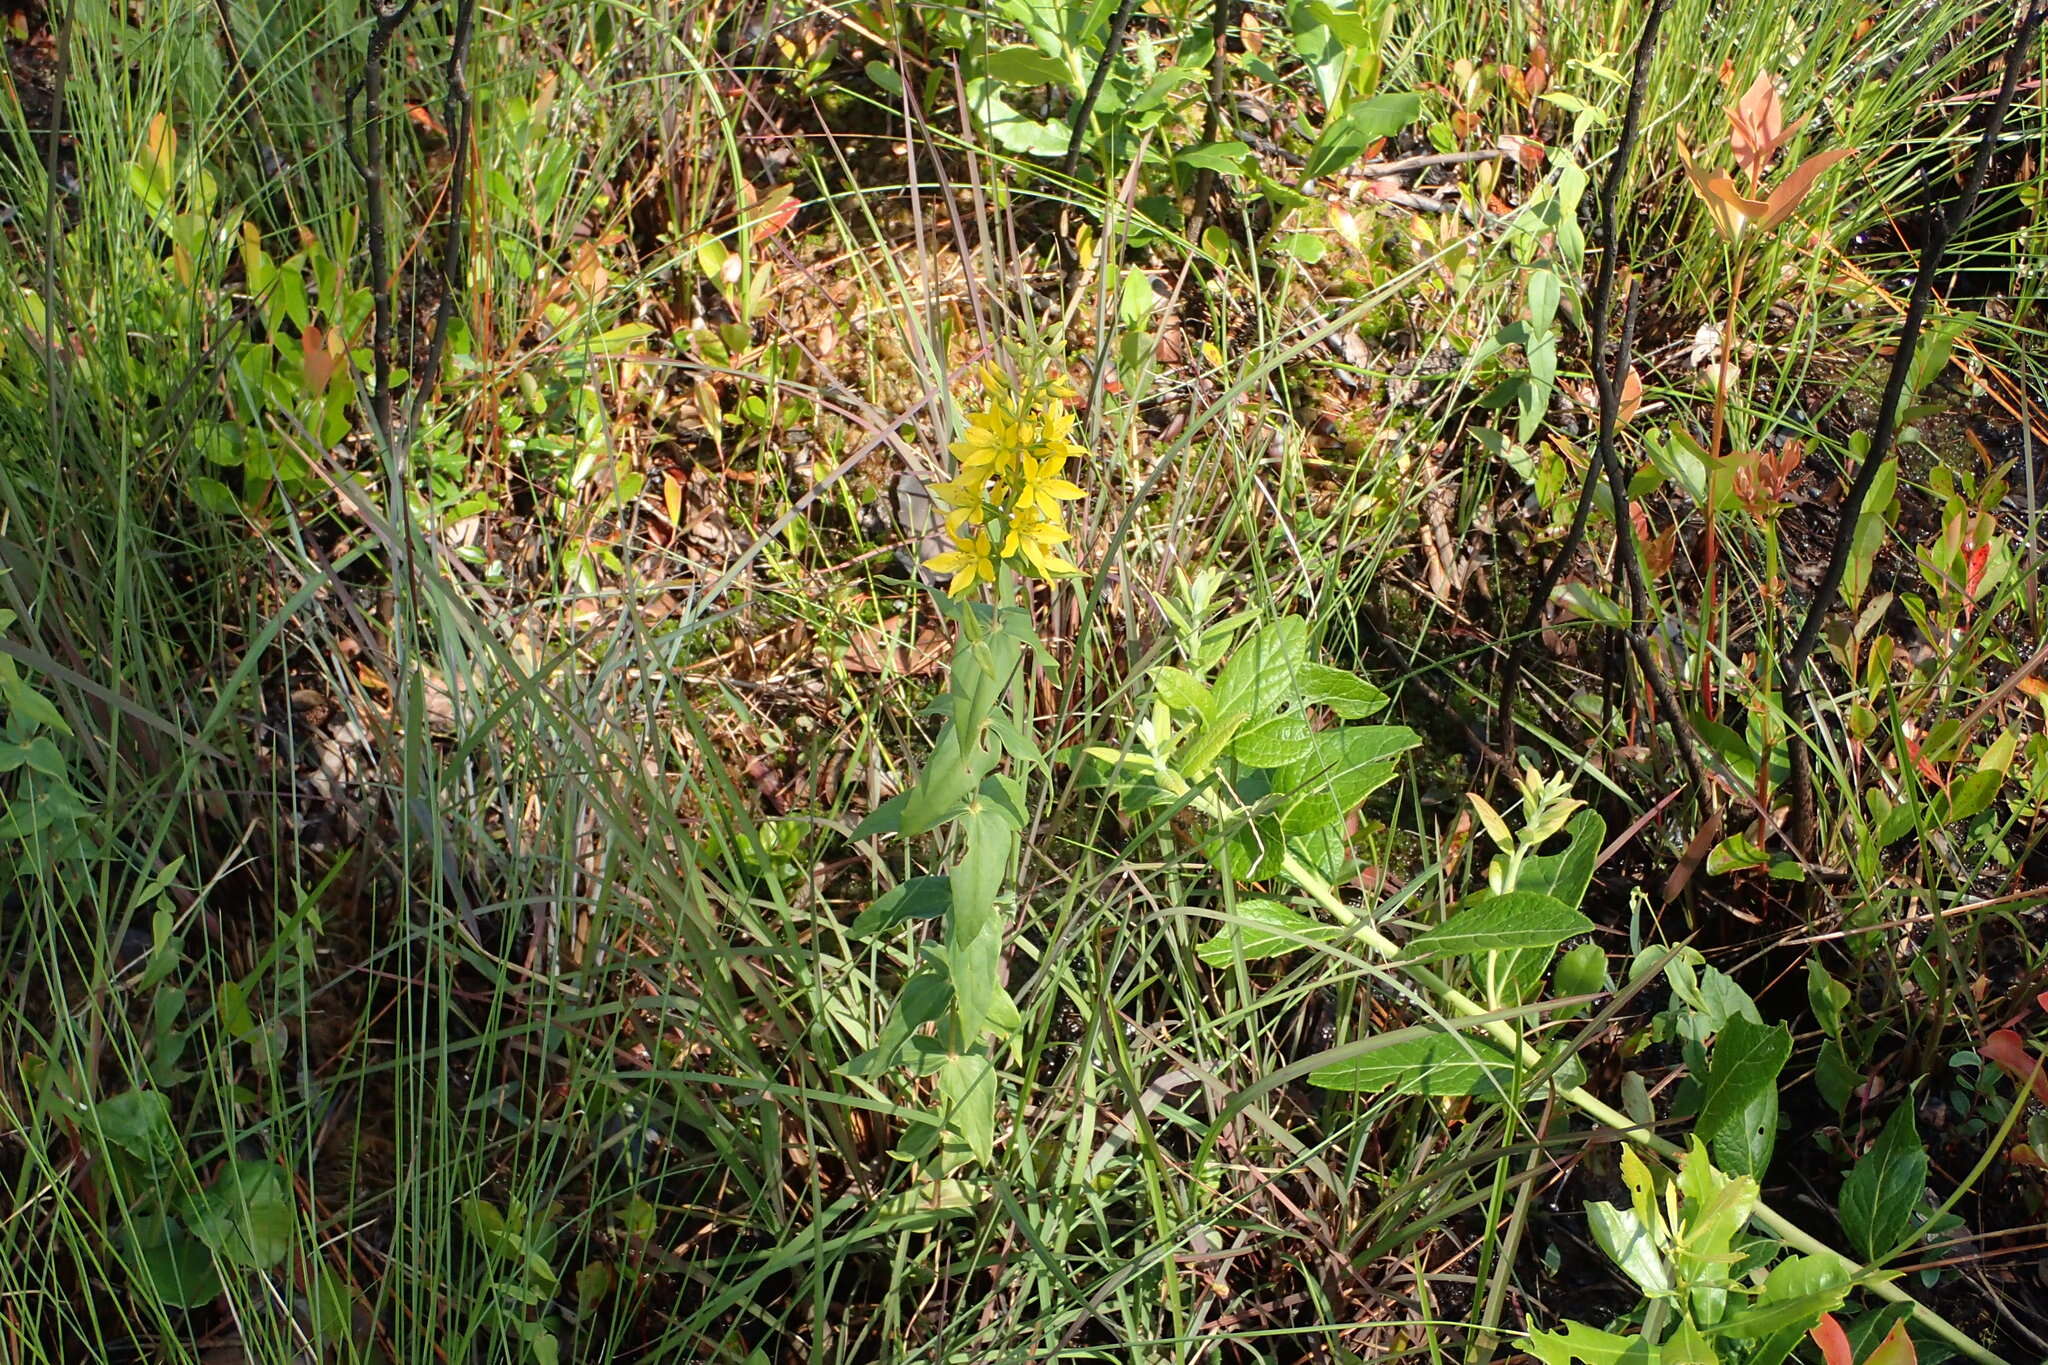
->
1304;92;1422;180
1275;724;1420;834
1406;891;1593;961
1722;1254;1850;1353
123;1213;222;1310
982;44;1077;91
92;1089;179;1170
948;800;1013;1040
1178;140;1254;175
1523;1321;1658;1365
1839;1103;1927;1262
1212;616;1307;724
1308;1031;1523;1095
851;793;908;840
841;971;952;1076
179;1159;293;1269
1696;1015;1790;1175
864;60;904;95
1297;662;1388;718
1193;898;1336;966
1516;809;1606;911
1231;711;1313;767
1940;768;2003;826
1152;665;1212;713
1586;1201;1672;1296
851;875;952;938
1807;958;1849;1039
938;1052;997;1164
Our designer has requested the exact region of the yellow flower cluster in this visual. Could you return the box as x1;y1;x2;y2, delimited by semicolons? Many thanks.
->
923;366;1086;598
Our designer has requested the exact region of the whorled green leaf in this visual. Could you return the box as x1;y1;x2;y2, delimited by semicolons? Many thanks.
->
1304;91;1422;180
1405;891;1594;961
1275;724;1420;834
122;1213;222;1310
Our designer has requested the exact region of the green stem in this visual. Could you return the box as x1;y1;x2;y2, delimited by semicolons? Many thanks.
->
1274;847;2003;1365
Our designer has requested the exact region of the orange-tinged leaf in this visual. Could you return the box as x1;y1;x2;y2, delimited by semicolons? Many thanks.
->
301;325;336;397
143;113;177;177
1809;1314;1854;1365
1758;148;1855;229
1676;136;1768;240
1728;74;1784;176
1864;1322;1917;1365
1984;1028;2048;1107
1618;366;1644;425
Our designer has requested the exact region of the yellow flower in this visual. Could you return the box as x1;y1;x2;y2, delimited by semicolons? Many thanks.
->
1013;451;1084;521
925;528;997;598
1001;507;1080;578
949;410;1027;481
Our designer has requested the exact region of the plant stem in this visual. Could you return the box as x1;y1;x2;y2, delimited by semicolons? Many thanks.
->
1274;847;2004;1365
1699;246;1746;721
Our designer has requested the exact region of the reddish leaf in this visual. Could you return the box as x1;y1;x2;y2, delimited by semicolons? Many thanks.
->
1728;73;1788;179
1758;148;1855;230
1809;1313;1854;1365
1984;1028;2048;1107
1965;542;1992;599
300;325;335;397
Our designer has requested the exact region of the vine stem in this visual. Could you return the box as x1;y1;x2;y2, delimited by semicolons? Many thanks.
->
1270;846;2004;1365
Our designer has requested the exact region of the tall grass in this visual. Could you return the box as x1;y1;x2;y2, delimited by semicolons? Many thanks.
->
0;0;2040;1361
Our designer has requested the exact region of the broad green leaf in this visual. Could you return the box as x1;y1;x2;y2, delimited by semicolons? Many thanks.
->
92;1090;179;1175
865;60;904;95
851;876;951;938
1276;724;1419;834
1178;140;1254;175
1723;1254;1850;1354
982;44;1077;91
180;1158;293;1269
1308;1031;1522;1095
1406;891;1593;961
1586;1201;1672;1296
949;801;1013;1040
1523;1322;1658;1365
851;792;908;840
1516;809;1606;910
1152;665;1211;712
1696;1015;1790;1176
1231;711;1313;767
1303;92;1422;180
1838;1103;1927;1262
900;723;983;836
1941;768;2003;826
1193;898;1335;966
939;1053;997;1164
841;971;952;1076
1212;616;1307;724
123;1213;222;1310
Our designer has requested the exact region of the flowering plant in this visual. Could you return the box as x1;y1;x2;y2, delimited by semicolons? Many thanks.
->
924;366;1086;596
